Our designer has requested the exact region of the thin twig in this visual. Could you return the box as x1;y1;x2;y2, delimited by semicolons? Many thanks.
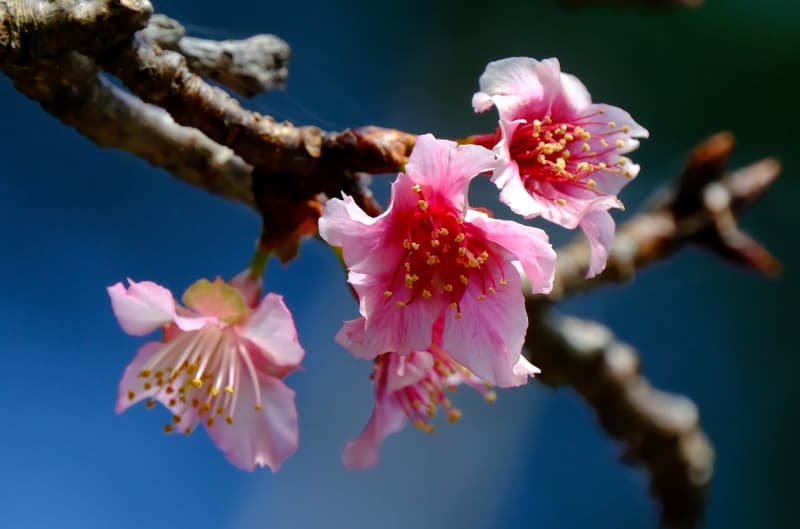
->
139;14;290;97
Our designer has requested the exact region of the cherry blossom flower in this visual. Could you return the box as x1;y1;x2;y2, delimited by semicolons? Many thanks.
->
319;134;555;387
341;319;540;469
108;273;304;471
472;57;649;277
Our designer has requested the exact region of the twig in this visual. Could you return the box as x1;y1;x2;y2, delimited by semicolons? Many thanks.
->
521;133;780;527
139;14;290;97
525;306;714;529
549;132;781;300
95;34;408;254
1;39;253;205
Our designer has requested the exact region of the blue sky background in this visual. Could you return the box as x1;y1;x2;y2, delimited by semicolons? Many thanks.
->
1;1;797;528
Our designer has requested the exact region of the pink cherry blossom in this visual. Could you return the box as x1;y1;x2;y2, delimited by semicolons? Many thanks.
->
319;134;555;387
108;273;304;471
341;319;539;469
472;57;649;277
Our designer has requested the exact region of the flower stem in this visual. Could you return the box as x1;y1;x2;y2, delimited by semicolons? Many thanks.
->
248;246;270;278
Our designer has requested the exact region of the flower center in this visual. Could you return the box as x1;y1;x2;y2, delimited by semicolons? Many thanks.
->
508;113;631;204
128;325;263;434
383;185;507;318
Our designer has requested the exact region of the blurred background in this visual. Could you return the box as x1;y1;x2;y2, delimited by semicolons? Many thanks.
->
0;0;796;527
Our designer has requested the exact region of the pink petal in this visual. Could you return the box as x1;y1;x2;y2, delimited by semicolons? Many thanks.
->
240;293;305;368
440;263;528;387
580;209;616;279
172;314;218;332
384;351;434;393
115;341;164;414
355;276;446;356
335;318;378;360
473;57;548;119
527;180;622;229
403;134;495;207
512;355;541;381
318;194;395;275
342;396;407;470
108;280;176;336
466;210;556;295
115;339;203;433
207;373;299;472
229;269;263;308
581;103;649;140
556;72;592;114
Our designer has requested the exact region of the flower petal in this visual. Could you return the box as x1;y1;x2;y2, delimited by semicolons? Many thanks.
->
404;134;495;208
115;341;165;414
466;210;556;295
512;354;541;381
353;272;447;356
319;194;395;275
240;293;305;368
108;279;176;336
342;396;407;470
384;350;434;393
473;57;548;119
335;317;379;360
229;269;263;308
580;209;616;278
441;263;528;387
206;374;299;472
556;72;592;114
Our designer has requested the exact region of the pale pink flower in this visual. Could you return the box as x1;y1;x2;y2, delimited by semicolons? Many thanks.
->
341;319;539;469
319;134;555;387
108;273;304;471
472;57;649;277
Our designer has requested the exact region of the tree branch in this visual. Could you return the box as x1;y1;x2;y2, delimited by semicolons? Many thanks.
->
548;133;781;300
139;14;290;97
5;51;255;206
0;4;781;529
0;0;151;60
525;306;714;529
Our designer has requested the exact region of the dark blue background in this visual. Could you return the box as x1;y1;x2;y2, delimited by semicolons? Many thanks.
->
1;1;796;528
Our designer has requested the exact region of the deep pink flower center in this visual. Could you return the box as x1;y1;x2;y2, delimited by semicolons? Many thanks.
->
384;185;507;318
507;114;629;202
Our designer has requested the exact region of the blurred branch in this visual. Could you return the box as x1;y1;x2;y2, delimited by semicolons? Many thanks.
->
524;307;713;529
138;14;290;97
3;51;255;205
522;133;780;527
549;132;782;300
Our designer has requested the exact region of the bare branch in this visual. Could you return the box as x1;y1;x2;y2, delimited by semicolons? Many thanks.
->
549;133;781;300
4;50;255;206
525;307;714;529
139;14;290;97
0;0;151;60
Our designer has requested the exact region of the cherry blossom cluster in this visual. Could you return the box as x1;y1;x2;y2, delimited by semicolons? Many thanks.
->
108;57;646;471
